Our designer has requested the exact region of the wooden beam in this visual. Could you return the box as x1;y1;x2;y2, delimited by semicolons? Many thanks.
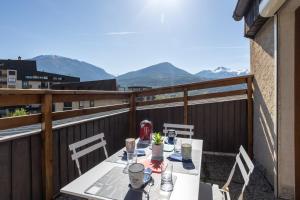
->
52;104;129;121
0;89;132;95
129;94;136;138
0;94;41;107
247;77;253;158
183;89;188;124
136;97;184;107
136;89;247;107
295;7;300;200
135;75;253;97
41;93;53;200
0;114;42;130
52;93;129;103
188;89;247;101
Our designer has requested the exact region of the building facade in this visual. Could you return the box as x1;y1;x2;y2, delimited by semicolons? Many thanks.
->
233;0;300;199
51;79;121;111
0;58;79;117
0;58;79;89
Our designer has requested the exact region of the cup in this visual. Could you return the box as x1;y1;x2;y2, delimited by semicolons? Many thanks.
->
160;163;173;192
126;138;135;153
181;140;192;160
128;163;145;189
167;130;176;144
123;152;137;174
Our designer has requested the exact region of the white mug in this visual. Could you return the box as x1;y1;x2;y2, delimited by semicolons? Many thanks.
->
128;163;145;189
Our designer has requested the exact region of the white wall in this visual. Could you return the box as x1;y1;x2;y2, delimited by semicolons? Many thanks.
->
250;17;277;188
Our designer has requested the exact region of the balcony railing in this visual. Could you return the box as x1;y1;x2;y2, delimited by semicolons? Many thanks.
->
0;74;253;200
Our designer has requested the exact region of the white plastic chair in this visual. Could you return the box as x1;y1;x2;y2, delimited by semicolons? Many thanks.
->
199;146;254;200
69;133;108;176
163;123;194;139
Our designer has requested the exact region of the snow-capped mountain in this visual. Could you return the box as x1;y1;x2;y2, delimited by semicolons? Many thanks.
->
195;67;249;80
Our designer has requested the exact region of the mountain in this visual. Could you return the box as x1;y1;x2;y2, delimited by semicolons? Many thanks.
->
33;55;114;81
117;62;202;87
195;67;249;80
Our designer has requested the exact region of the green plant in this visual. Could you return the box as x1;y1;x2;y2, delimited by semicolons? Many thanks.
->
9;108;28;117
152;132;163;145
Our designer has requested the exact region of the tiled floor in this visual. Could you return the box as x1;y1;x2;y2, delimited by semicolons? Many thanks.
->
200;154;275;200
57;154;275;200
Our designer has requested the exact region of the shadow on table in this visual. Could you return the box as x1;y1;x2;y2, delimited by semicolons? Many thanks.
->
124;189;143;200
182;160;195;170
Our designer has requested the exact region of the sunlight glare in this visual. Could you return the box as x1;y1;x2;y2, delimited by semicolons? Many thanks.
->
146;0;180;10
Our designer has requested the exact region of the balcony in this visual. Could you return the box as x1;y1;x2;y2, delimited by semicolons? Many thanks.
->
0;75;274;200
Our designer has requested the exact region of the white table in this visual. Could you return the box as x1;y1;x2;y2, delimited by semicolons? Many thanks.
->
61;138;203;200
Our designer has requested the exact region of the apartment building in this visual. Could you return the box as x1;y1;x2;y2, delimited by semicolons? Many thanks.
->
51;79;121;111
0;57;79;117
0;57;79;89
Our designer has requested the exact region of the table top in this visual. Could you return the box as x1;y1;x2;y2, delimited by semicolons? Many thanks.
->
60;138;203;200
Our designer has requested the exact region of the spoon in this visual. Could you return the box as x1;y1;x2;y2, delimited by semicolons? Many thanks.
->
146;178;154;200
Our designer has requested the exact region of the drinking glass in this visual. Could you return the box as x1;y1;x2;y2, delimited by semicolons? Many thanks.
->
160;163;173;192
123;152;137;174
181;139;192;160
125;138;135;153
174;138;181;153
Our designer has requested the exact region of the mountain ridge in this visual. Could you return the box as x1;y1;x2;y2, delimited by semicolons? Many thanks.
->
32;55;248;87
33;55;114;81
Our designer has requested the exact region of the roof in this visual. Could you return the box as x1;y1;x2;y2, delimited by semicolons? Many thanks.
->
51;79;117;91
233;0;252;21
0;59;80;82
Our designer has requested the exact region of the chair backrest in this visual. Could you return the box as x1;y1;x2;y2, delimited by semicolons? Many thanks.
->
222;146;254;200
69;133;108;176
163;123;194;139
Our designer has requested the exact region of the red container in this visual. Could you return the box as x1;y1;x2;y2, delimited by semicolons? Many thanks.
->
139;120;153;141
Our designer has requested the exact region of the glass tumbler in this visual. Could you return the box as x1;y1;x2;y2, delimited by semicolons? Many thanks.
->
123;152;137;174
160;163;173;192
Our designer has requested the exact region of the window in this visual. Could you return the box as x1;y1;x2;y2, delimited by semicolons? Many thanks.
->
40;82;49;89
79;101;84;109
63;102;72;111
8;70;16;75
90;100;95;107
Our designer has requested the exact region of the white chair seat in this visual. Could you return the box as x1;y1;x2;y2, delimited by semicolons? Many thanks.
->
199;183;228;200
199;146;254;200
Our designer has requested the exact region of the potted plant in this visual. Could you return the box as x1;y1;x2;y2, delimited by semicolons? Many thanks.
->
151;132;164;160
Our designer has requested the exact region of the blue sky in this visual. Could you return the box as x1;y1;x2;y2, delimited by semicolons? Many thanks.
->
0;0;249;75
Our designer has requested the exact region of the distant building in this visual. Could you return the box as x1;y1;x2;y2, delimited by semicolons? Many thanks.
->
51;79;122;111
0;57;79;89
0;57;80;117
127;86;154;101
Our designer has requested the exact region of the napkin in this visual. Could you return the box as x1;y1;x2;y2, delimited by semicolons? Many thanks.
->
168;153;183;161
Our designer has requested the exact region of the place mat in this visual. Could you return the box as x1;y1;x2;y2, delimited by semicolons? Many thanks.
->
85;167;176;200
168;149;201;175
105;147;151;165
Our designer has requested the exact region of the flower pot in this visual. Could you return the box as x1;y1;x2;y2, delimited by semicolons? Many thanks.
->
152;143;164;160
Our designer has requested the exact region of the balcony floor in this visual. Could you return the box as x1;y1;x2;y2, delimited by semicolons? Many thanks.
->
56;154;275;200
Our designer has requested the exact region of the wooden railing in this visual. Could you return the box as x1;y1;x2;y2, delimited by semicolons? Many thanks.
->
0;74;253;200
133;75;253;157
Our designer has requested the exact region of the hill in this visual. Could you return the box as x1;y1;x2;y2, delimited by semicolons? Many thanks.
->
33;55;114;81
117;62;202;87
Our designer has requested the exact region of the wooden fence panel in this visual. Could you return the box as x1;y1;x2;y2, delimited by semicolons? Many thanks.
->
136;99;248;153
12;137;31;200
52;111;130;195
31;134;43;200
0;141;12;200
